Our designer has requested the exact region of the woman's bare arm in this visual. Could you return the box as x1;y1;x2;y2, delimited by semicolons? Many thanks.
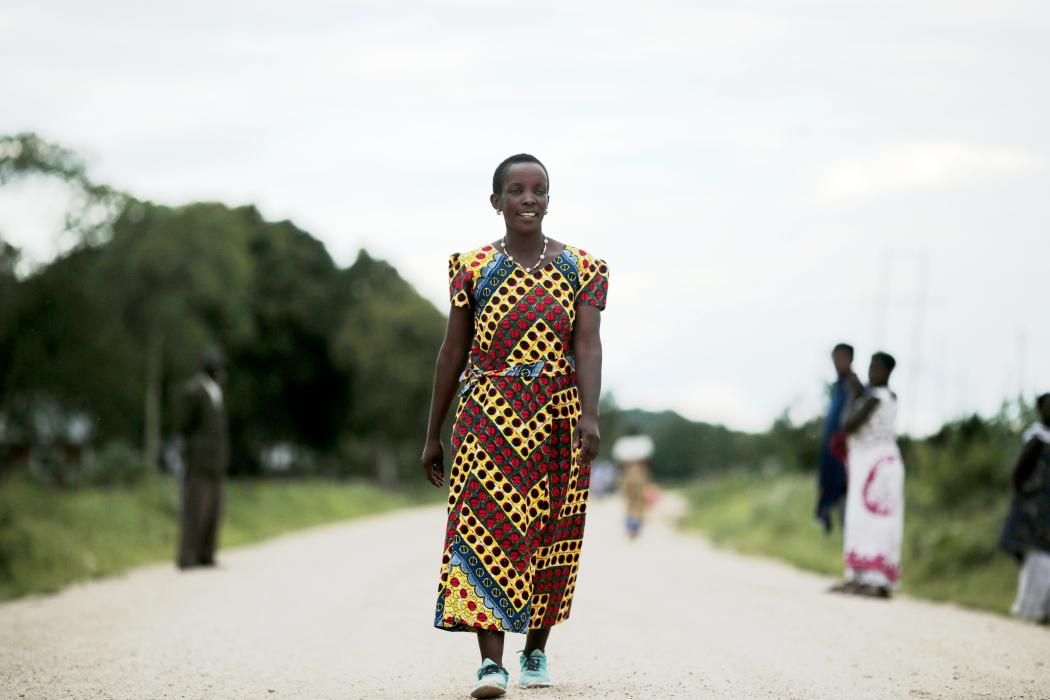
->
843;396;879;434
421;306;474;487
572;304;602;466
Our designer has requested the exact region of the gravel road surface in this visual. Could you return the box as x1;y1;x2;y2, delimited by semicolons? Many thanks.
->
2;493;1048;699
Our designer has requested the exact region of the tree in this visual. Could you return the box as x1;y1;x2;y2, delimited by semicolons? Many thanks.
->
0;135;458;483
96;202;254;466
332;251;445;485
0;242;20;387
226;211;349;474
0;242;140;450
0;133;124;246
0;133;130;452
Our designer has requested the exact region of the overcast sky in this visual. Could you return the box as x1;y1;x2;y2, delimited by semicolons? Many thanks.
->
2;0;1047;433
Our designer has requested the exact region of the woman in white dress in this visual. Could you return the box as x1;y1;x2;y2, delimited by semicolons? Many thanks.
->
832;352;904;598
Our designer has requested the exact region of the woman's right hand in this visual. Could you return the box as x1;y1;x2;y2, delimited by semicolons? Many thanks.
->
421;439;445;488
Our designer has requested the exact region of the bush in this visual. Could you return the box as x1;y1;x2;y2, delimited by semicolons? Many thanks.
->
764;412;823;472
681;471;1019;614
0;502;23;580
906;414;1018;509
80;440;151;487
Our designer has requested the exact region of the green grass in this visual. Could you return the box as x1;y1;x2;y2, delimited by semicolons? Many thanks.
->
680;471;1019;615
0;473;436;601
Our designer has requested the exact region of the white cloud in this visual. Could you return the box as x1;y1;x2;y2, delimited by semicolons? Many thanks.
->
805;141;1041;205
3;0;1050;434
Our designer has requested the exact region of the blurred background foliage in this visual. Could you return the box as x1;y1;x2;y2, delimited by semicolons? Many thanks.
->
0;131;1033;507
0;134;1039;612
0;133;448;485
681;402;1036;614
0;132;817;488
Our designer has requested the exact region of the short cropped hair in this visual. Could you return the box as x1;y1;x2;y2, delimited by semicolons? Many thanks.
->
492;154;548;195
872;351;896;373
832;343;854;358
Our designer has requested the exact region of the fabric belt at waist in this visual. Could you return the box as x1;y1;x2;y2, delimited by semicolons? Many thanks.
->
458;356;575;397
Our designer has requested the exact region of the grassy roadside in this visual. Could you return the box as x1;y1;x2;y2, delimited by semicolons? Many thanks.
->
679;472;1019;615
0;473;438;602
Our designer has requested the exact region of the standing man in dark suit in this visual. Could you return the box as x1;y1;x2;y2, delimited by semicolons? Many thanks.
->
175;351;229;569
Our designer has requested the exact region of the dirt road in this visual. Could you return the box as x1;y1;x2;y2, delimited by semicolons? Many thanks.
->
2;493;1048;699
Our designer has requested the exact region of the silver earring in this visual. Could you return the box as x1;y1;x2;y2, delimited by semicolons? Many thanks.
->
497;210;503;216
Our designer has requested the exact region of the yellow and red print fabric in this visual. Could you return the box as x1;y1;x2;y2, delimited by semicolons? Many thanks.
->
434;244;609;633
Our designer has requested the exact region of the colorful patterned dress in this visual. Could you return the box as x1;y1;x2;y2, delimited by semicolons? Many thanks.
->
434;243;609;633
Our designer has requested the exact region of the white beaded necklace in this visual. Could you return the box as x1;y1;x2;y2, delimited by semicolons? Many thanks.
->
500;235;548;273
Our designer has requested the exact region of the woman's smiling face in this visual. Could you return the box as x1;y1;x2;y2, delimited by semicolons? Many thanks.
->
492;162;549;234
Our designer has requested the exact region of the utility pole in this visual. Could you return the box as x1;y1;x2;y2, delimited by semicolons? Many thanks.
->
1017;328;1027;400
906;251;929;433
936;335;948;424
874;248;891;348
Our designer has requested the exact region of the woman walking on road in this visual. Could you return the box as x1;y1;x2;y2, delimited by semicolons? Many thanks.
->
421;154;609;698
611;427;655;539
1000;393;1050;623
832;352;904;598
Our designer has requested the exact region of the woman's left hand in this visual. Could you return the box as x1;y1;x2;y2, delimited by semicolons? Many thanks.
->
574;414;600;466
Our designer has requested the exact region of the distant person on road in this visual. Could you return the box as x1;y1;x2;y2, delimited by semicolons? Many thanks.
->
831;352;903;598
174;351;229;570
815;343;863;535
612;427;655;538
999;393;1050;623
421;154;609;698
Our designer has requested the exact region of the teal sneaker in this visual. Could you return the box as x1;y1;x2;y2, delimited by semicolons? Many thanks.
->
472;658;509;698
518;649;552;688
